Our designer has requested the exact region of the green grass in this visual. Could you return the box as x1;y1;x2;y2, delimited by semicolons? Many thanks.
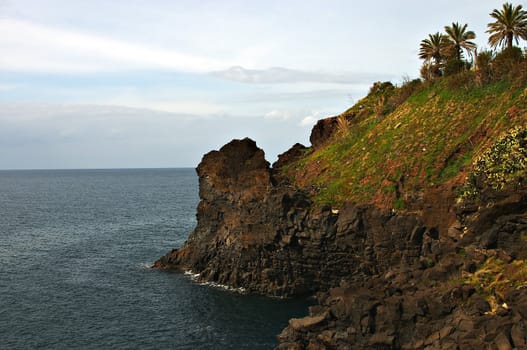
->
463;257;527;308
281;71;527;208
393;198;406;210
440;151;473;181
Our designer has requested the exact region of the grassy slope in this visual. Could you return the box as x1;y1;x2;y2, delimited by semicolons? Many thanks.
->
283;76;527;208
279;70;527;315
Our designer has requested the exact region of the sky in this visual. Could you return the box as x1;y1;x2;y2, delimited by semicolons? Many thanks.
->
0;0;512;169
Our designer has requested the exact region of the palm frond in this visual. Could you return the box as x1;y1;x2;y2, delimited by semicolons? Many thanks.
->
444;22;477;60
419;32;449;64
487;2;527;49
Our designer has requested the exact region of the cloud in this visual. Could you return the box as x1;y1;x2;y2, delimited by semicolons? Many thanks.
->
264;110;292;120
101;98;225;116
0;102;314;169
300;115;317;127
0;103;193;123
0;19;225;73
211;66;392;85
0;83;21;91
299;111;330;127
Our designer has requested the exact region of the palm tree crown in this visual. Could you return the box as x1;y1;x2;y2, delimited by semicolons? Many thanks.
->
419;32;449;65
487;2;527;49
444;22;477;61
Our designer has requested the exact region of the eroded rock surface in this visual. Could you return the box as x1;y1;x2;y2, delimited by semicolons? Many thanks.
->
155;138;442;297
155;137;527;349
276;190;527;349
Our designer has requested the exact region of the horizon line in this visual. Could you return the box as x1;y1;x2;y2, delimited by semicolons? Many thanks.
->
0;166;196;171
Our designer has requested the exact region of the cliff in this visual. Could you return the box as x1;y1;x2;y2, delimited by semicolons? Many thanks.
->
155;72;527;348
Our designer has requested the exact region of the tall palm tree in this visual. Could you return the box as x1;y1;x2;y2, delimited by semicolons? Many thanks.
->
444;22;477;61
487;2;527;49
419;32;449;65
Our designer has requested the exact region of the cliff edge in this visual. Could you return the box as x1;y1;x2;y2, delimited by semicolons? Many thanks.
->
155;74;527;349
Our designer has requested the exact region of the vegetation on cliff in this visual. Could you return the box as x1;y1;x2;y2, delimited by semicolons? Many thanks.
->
158;3;527;349
487;2;527;50
281;18;527;209
272;8;527;340
460;125;527;199
281;66;527;208
419;2;526;80
278;3;527;209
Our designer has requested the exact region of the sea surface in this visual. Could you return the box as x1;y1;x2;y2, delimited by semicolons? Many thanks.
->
0;168;308;349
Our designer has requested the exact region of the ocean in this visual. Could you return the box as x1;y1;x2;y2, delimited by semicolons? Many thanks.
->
0;168;308;349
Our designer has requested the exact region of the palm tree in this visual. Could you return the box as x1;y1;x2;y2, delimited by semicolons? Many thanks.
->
419;32;449;65
487;2;527;49
444;22;477;61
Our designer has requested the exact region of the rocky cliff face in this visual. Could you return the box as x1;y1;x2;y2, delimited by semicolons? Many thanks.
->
277;189;527;349
155;136;527;349
156;138;447;298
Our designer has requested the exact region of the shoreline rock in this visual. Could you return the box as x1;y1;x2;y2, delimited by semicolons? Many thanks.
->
155;137;527;349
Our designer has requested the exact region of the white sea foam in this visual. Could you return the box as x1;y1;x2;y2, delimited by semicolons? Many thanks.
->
200;281;247;294
139;262;154;269
184;270;201;279
184;270;246;293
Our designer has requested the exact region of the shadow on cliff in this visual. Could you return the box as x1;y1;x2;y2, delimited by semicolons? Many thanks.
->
154;121;527;349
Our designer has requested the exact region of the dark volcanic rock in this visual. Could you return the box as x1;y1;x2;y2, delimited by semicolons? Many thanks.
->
155;138;438;297
309;116;339;149
309;111;361;149
276;278;526;349
277;187;527;349
156;137;527;349
272;143;308;170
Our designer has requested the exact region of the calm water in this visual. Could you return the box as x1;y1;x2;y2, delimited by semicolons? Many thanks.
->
0;168;308;349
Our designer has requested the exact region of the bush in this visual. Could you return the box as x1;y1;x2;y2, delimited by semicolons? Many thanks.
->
443;58;470;76
475;50;495;85
446;70;475;90
420;63;442;81
368;81;395;95
495;46;524;64
460;126;527;199
493;46;525;79
388;78;424;110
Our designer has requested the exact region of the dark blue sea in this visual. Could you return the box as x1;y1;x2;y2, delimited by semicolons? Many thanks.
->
0;168;308;349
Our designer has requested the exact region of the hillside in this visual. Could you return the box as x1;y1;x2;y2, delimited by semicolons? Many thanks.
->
279;72;527;209
155;63;527;349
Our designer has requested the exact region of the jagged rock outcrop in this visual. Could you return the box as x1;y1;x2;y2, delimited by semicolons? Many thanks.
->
155;136;527;349
310;117;339;149
155;138;445;297
273;143;308;170
276;188;527;349
309;111;358;149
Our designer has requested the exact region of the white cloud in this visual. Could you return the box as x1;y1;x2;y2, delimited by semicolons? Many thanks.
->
0;83;21;91
0;19;226;73
101;98;225;116
301;110;335;127
0;103;187;122
0;102;314;168
300;115;317;127
264;110;292;121
211;66;391;85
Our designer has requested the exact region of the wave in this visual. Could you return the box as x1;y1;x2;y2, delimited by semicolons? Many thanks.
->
184;270;247;294
184;270;201;279
139;261;154;269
